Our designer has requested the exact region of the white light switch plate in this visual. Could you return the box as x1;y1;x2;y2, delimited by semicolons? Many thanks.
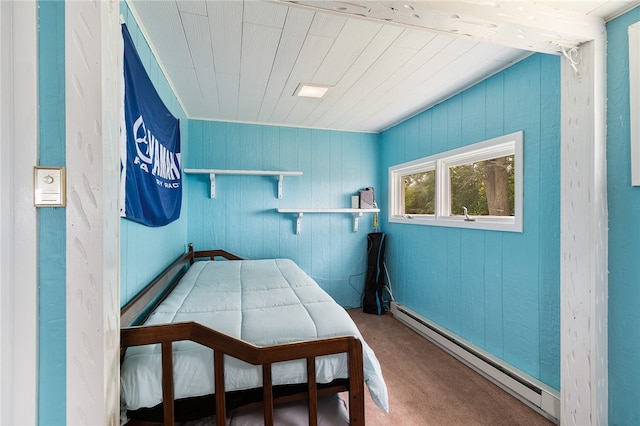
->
34;166;66;207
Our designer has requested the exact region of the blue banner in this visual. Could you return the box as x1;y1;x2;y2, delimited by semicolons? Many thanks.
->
120;24;181;227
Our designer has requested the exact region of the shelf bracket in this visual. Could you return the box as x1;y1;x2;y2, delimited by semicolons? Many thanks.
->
296;212;303;235
353;212;363;233
277;174;284;199
209;173;216;198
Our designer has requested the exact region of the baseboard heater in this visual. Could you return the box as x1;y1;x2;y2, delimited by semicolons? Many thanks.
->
390;302;560;424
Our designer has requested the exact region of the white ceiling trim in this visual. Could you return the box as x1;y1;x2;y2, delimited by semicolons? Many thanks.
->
277;1;606;54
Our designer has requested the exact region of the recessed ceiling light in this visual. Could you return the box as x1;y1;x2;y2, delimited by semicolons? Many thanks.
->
294;83;331;98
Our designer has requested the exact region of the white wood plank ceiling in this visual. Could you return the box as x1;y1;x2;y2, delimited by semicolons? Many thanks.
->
126;0;639;133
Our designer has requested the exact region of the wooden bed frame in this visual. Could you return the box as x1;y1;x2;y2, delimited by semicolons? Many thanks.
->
120;244;366;426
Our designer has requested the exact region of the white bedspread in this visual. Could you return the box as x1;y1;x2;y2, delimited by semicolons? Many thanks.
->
120;259;389;414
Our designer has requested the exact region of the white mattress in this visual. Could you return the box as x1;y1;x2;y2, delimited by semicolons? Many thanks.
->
121;259;389;416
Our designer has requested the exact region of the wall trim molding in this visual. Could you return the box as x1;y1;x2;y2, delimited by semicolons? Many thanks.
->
65;2;121;424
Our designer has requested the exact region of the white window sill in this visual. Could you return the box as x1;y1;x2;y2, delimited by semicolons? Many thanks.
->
389;215;522;232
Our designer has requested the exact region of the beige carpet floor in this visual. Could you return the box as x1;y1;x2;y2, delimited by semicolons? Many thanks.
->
347;308;556;426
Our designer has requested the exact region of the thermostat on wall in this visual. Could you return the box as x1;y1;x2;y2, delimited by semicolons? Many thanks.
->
34;166;66;207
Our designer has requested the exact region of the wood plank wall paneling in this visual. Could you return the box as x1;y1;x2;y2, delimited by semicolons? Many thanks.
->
186;122;380;308
483;232;505;357
380;54;561;391
606;9;640;426
486;75;505;135
501;56;542;378
460;231;486;342
538;53;561;388
38;2;66;423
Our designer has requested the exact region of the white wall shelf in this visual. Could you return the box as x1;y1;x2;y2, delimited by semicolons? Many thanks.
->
184;169;303;198
276;208;380;234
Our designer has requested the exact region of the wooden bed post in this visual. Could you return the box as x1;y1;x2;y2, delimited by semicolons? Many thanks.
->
347;339;365;425
306;358;318;425
262;365;275;424
161;342;175;426
214;351;227;426
188;243;195;264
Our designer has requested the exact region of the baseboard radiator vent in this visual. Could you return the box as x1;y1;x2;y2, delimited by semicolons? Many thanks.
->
390;302;560;424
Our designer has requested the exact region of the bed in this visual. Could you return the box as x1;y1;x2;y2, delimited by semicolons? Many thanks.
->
120;244;388;425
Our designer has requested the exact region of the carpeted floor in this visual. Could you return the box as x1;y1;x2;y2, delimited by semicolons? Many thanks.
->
347;308;556;426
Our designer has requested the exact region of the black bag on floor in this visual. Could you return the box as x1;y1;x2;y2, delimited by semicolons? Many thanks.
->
362;232;386;315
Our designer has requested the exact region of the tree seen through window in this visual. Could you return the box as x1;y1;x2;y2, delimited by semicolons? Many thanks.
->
403;170;435;214
450;155;515;216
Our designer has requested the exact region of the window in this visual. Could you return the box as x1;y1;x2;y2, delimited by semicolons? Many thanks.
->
389;131;523;232
400;164;436;216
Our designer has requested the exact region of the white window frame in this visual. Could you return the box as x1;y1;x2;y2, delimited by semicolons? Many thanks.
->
389;131;523;232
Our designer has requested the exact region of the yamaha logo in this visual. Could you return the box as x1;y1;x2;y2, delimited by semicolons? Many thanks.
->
132;115;181;188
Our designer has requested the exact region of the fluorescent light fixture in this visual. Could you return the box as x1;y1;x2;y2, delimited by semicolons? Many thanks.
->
294;83;331;98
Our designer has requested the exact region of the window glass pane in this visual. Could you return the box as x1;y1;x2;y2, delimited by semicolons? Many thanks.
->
403;170;435;214
450;155;514;216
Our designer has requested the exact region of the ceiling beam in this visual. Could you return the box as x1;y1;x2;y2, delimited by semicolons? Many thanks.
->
277;1;606;54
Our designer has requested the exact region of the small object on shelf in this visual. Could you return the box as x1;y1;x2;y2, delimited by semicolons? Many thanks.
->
359;187;375;209
276;208;380;234
352;195;360;209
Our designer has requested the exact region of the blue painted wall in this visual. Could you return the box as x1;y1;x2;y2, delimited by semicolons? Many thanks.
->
119;3;189;307
378;54;561;390
606;8;640;426
186;121;380;307
38;2;66;424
